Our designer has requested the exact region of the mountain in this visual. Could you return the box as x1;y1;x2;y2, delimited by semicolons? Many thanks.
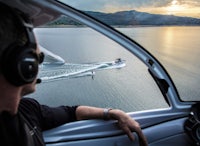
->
48;10;200;26
86;10;200;26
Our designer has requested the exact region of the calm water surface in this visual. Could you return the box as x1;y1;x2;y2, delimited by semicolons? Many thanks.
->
32;26;200;112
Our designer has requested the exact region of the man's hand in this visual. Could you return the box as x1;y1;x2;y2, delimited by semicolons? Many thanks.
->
76;106;148;146
109;109;148;146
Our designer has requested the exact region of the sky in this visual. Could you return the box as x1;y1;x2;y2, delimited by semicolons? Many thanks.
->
59;0;200;18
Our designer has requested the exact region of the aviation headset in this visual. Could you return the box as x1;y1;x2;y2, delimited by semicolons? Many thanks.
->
0;9;43;86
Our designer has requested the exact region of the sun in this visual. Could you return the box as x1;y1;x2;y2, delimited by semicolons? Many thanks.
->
166;0;184;15
171;0;178;5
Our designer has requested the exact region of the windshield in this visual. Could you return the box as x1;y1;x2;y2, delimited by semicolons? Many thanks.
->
57;0;200;102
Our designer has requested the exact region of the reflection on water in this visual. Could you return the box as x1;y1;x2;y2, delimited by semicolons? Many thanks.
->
118;26;200;101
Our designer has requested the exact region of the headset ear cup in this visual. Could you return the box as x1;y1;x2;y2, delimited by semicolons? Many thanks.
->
18;49;39;82
2;44;39;86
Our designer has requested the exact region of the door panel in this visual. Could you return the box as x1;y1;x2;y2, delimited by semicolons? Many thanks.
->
146;118;193;146
44;114;193;146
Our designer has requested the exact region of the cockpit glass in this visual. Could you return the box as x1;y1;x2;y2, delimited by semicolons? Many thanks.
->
56;0;200;102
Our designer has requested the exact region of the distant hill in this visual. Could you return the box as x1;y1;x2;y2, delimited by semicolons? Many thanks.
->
48;10;200;26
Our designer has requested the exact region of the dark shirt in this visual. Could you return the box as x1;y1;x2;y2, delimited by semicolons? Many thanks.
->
0;97;78;146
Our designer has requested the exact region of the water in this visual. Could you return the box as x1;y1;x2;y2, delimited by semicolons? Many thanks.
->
118;26;200;101
32;26;200;112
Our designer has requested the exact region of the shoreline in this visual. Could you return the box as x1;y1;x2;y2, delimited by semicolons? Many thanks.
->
37;25;200;28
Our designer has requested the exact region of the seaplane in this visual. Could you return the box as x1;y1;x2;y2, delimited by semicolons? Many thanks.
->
39;45;126;82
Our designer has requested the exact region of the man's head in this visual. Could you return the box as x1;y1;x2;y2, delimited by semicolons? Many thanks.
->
0;2;42;87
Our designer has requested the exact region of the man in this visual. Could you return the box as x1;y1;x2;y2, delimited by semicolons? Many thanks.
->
0;2;148;146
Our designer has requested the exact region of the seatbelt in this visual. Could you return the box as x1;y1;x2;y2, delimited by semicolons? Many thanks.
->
20;113;45;146
24;122;35;146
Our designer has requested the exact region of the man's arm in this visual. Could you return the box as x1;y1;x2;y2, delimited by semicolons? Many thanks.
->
76;106;148;146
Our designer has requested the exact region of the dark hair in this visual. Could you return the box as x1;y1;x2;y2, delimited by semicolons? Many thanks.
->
0;2;28;72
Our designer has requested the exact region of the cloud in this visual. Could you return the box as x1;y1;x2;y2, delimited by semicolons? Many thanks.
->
59;0;199;10
59;0;200;18
59;0;171;11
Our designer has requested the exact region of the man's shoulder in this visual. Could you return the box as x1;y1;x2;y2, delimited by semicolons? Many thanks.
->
20;97;39;104
19;97;41;111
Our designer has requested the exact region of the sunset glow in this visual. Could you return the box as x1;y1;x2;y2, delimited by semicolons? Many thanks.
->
60;0;200;18
137;0;200;18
